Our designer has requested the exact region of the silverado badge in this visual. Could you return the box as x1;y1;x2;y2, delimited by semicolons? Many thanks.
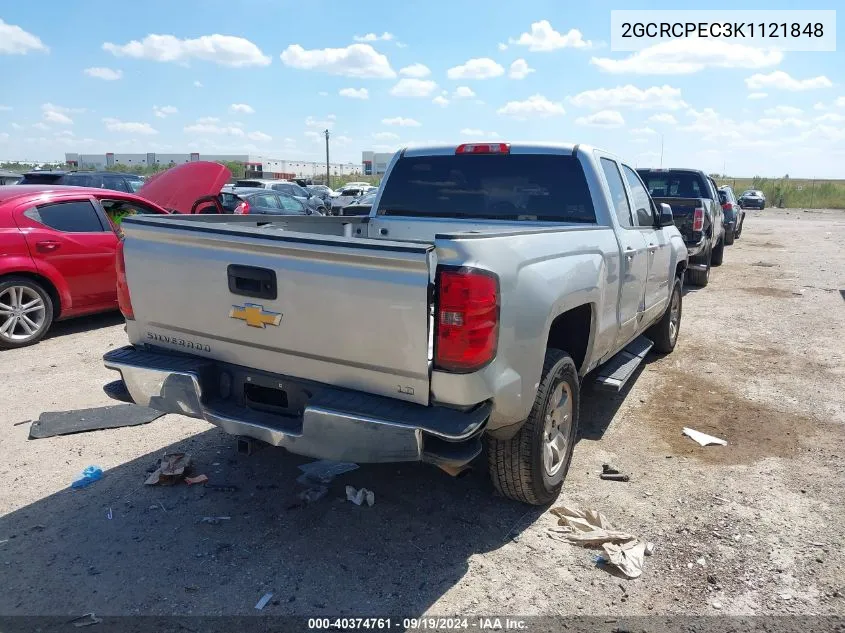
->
229;303;282;328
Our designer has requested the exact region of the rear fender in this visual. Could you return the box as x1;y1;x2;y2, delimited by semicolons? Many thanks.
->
0;256;70;316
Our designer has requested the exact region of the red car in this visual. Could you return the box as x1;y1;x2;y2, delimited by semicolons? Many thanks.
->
0;161;229;348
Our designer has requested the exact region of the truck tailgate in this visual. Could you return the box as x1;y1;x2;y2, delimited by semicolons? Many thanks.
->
652;196;701;242
121;218;435;405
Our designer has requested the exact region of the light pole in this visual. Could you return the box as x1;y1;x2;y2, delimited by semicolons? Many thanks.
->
324;129;330;188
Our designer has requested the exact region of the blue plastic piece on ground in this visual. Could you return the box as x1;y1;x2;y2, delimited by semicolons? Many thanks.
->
71;465;103;489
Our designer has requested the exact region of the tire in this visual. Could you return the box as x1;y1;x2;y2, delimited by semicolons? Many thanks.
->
724;228;735;246
0;276;54;349
487;349;579;505
736;218;743;239
711;237;724;266
647;277;682;354
686;245;711;287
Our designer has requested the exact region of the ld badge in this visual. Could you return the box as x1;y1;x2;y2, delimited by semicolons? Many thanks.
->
229;303;282;328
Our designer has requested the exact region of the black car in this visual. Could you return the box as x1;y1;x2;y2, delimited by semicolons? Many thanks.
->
738;189;766;209
718;186;745;244
218;188;317;215
18;170;144;193
306;184;333;203
338;191;376;216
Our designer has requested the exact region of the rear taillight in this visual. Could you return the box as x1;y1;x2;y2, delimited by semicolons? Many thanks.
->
115;240;134;320
435;268;499;372
693;208;704;232
234;200;250;215
455;143;510;155
722;203;731;211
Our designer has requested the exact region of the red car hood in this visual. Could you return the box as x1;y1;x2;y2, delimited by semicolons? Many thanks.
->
137;161;230;214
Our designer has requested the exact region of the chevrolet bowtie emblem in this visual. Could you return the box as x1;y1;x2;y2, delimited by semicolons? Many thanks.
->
229;303;282;328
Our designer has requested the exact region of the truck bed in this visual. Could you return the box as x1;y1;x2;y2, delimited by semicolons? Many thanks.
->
651;196;703;243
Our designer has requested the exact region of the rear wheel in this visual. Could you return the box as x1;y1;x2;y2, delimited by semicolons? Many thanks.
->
487;349;579;505
711;237;725;266
724;228;735;246
647;277;682;354
0;277;54;349
686;245;711;287
736;217;744;239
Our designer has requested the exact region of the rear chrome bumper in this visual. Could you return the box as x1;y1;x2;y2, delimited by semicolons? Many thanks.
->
103;346;490;466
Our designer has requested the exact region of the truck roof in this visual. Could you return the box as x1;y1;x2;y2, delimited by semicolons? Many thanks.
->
401;142;596;157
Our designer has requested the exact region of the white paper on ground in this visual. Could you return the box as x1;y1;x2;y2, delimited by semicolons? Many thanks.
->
345;485;375;507
682;427;728;447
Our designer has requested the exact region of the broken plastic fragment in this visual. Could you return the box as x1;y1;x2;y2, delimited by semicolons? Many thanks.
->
255;592;273;610
682;427;727;447
346;485;375;507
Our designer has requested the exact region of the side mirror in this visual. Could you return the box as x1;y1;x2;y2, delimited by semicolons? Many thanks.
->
659;203;674;227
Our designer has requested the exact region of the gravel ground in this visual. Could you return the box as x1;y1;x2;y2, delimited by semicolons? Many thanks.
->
0;207;843;619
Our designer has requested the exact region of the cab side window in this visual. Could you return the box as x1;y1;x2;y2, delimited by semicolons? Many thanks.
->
600;158;633;229
622;165;654;227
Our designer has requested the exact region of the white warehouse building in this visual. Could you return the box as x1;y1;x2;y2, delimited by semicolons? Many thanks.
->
65;152;361;180
361;151;395;176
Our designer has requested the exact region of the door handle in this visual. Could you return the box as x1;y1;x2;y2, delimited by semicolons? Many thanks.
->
647;244;658;252
36;240;61;253
624;247;635;261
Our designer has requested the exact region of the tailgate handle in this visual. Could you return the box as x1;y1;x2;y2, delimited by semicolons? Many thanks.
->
227;265;277;300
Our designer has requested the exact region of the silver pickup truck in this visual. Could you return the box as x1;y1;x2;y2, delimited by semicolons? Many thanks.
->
103;143;688;505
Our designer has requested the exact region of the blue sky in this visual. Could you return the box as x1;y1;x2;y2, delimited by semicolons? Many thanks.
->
1;0;843;177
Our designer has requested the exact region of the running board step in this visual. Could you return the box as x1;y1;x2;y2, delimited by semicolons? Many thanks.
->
594;336;653;392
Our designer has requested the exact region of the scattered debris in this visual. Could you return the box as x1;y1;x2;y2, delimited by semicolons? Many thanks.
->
106;508;113;520
644;542;655;556
207;484;239;492
346;485;375;507
0;539;9;546
682;427;727;447
145;452;192;485
296;485;329;505
185;474;209;486
712;601;723;610
29;404;164;439
199;516;231;525
255;592;273;611
296;460;358;484
600;473;630;482
69;613;101;628
697;557;707;567
548;506;648;579
71;466;103;489
13;419;30;427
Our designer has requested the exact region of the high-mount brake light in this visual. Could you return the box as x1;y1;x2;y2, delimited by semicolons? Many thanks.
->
455;143;510;155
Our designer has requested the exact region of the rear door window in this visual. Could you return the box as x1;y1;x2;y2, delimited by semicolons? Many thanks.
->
271;183;296;196
102;174;131;192
251;193;282;210
279;196;306;213
26;200;106;232
377;154;596;222
600;158;632;228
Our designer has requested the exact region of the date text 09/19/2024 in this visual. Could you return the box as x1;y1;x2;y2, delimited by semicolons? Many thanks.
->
307;618;528;630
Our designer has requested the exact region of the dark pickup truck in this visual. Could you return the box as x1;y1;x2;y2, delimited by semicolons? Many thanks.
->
637;168;725;287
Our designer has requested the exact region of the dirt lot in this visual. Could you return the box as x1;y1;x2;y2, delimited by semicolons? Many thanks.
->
1;208;844;618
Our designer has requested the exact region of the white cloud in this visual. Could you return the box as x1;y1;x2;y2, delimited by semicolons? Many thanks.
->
508;20;591;52
305;115;336;129
509;59;535;80
193;80;203;88
0;132;8;142
383;116;421;127
103;33;271;67
230;103;255;114
569;84;686;111
497;94;565;119
432;95;449;107
764;105;803;116
813;102;827;111
353;32;394;42
399;63;431;78
11;122;22;129
184;118;243;136
339;87;369;99
497;43;508;52
103;117;158;135
281;43;395;78
0;105;11;111
836;97;845;107
153;105;178;118
758;117;809;129
447;58;504;80
32;122;50;131
592;39;782;75
42;103;80;125
0;19;49;55
747;92;767;100
816;112;845;123
460;128;499;138
247;131;272;142
373;131;400;141
453;86;475;99
631;127;656;135
576;110;625;127
745;70;833;92
648;113;678;125
84;67;122;80
318;91;328;96
390;78;438;97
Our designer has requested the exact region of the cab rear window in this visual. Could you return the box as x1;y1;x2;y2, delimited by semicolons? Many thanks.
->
376;154;596;223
